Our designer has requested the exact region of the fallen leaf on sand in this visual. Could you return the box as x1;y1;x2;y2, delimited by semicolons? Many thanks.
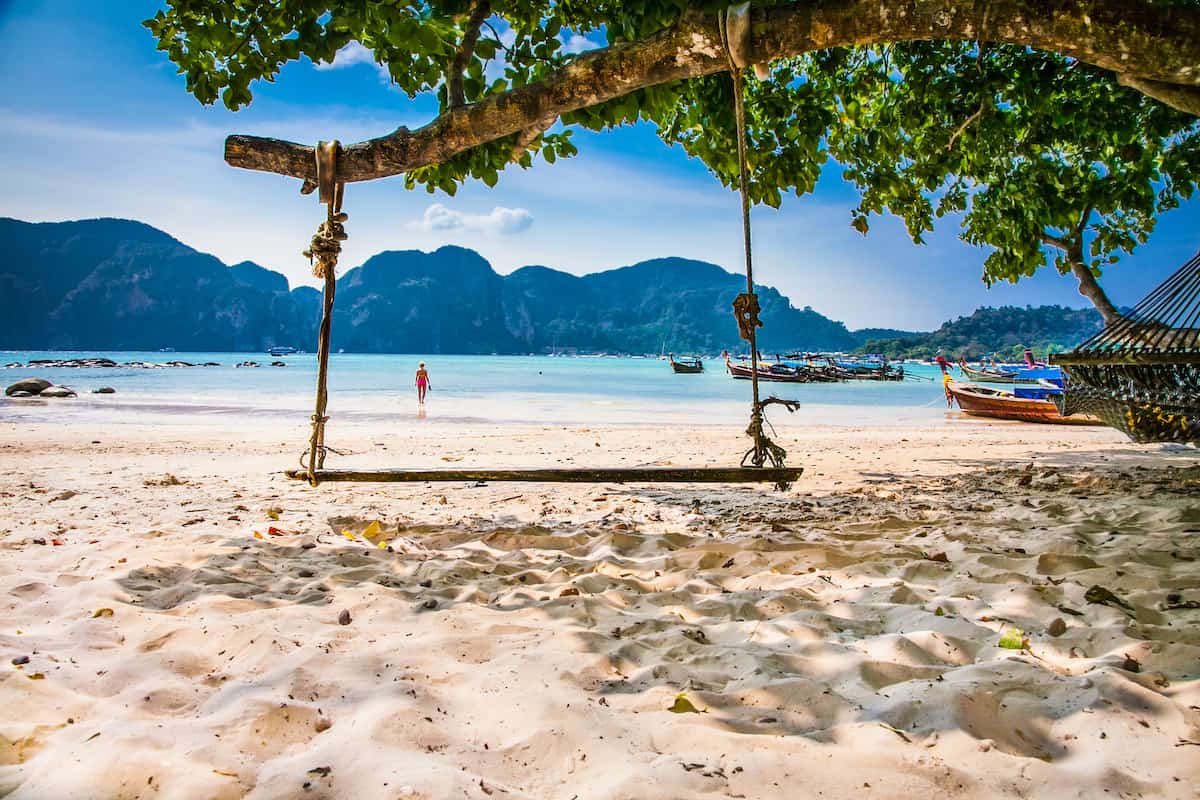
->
341;530;356;541
266;509;280;521
998;628;1028;650
212;770;238;778
27;673;45;680
253;531;264;540
361;521;382;540
92;608;113;618
668;693;705;714
1085;585;1134;612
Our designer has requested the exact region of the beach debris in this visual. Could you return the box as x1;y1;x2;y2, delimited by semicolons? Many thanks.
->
360;521;382;540
144;474;184;487
27;672;45;680
1085;585;1135;612
422;598;438;610
212;769;238;778
1163;593;1200;610
307;766;332;778
91;608;114;618
1057;605;1084;616
879;722;912;743
1121;653;1141;673
668;692;705;714
998;627;1028;650
923;551;950;563
1047;618;1067;637
559;586;580;597
934;607;946;617
11;655;29;665
314;717;333;732
266;507;281;520
337;609;352;625
50;490;77;503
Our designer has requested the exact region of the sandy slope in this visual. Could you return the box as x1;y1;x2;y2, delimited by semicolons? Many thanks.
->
0;416;1198;799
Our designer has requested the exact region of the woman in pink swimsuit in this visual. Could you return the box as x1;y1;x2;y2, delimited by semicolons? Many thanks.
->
415;362;430;404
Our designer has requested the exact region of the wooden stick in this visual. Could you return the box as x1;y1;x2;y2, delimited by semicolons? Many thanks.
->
284;466;803;484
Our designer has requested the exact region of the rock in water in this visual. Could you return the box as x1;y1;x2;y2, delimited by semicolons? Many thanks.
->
6;378;52;396
93;387;116;394
39;386;77;398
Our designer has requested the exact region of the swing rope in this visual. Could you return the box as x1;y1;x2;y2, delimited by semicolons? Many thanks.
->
720;4;795;478
291;3;798;488
300;140;347;486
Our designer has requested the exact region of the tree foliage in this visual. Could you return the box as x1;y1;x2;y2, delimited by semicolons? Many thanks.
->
145;1;1200;308
805;43;1200;315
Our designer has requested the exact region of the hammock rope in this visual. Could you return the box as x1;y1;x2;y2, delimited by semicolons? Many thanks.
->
1053;249;1200;443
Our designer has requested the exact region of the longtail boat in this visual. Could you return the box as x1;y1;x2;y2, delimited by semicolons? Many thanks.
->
725;357;841;383
958;359;1062;385
668;354;704;374
945;380;1103;425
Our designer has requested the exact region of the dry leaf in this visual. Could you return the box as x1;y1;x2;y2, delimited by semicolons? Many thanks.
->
266;509;280;521
341;530;356;541
668;693;705;714
362;521;382;540
92;608;114;618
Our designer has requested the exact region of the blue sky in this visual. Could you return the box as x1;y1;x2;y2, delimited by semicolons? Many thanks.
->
1;1;1197;330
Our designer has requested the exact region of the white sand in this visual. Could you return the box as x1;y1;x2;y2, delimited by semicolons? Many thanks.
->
0;415;1198;799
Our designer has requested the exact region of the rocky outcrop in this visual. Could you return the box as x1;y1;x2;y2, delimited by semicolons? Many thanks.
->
6;378;52;396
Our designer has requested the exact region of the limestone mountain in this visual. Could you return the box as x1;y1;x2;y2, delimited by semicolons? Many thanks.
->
0;217;861;354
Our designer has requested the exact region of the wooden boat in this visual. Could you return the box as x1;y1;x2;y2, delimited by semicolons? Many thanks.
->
945;380;1103;425
958;359;1061;385
725;357;842;383
668;354;704;373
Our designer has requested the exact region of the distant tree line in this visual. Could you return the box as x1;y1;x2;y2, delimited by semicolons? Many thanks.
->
855;305;1104;361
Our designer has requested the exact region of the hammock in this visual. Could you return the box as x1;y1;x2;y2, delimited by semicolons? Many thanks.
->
1052;250;1200;443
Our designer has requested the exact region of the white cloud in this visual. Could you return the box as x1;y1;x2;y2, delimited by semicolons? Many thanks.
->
314;41;392;85
416;203;533;235
560;32;598;55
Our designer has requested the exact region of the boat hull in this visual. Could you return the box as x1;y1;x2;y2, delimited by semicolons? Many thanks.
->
947;381;1103;425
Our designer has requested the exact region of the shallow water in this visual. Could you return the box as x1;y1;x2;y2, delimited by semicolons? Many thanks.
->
1;351;952;426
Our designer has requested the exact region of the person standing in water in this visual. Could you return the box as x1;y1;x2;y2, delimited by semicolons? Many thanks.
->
415;361;431;404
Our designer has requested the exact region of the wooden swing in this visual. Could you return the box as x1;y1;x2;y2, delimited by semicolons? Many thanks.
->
282;5;802;488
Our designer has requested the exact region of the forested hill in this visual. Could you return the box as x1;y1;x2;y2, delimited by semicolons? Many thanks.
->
856;305;1105;360
0;217;860;353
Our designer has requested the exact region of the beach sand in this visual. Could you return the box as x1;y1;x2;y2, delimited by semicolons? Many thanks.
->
1;414;1198;799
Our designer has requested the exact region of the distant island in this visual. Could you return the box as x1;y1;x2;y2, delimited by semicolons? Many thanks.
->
0;217;1099;357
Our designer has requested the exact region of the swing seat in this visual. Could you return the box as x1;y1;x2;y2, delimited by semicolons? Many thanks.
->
285;466;803;484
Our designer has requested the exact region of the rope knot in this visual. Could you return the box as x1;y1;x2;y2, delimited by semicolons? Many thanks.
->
732;292;762;342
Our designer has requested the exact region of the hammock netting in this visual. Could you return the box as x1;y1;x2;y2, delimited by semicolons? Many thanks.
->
1052;250;1200;444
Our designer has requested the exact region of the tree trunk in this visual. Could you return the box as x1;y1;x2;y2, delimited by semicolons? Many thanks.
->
1068;256;1122;327
224;0;1200;184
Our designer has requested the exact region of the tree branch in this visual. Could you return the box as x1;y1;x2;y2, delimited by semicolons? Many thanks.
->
1042;223;1122;326
1117;74;1200;117
447;0;492;108
225;0;1200;184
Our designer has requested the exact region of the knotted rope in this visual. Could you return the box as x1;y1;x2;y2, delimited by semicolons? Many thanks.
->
720;3;794;486
301;140;347;486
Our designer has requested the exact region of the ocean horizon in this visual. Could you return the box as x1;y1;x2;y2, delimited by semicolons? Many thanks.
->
2;350;954;428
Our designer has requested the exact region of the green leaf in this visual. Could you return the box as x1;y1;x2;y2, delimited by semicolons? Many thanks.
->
998;627;1027;649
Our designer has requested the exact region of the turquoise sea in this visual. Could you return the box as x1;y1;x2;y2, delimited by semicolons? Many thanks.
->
0;351;953;427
